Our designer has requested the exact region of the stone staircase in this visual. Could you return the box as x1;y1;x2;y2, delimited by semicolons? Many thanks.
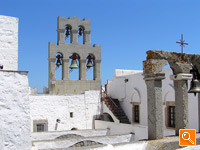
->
102;97;130;124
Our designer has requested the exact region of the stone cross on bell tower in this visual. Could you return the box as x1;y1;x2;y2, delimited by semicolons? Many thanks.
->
48;16;101;95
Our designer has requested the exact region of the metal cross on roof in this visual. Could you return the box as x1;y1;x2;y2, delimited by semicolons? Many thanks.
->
176;34;188;53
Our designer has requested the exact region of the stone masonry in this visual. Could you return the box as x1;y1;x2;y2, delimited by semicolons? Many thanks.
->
143;59;167;140
143;50;200;139
48;16;101;94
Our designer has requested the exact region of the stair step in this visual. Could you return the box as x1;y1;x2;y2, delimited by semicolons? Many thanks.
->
103;98;130;124
120;120;130;122
120;118;129;120
121;122;131;124
120;119;129;122
120;119;130;122
119;116;128;119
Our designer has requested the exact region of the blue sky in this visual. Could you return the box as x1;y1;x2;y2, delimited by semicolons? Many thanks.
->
1;0;200;92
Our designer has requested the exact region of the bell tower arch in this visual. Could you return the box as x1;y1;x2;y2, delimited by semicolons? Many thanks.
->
48;16;101;94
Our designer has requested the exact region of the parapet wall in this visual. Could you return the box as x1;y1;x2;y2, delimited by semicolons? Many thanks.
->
0;15;18;70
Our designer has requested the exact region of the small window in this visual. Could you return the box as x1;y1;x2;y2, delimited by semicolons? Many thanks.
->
132;103;140;123
165;101;175;129
33;120;48;132
36;123;46;132
70;112;73;118
134;105;139;123
168;106;175;128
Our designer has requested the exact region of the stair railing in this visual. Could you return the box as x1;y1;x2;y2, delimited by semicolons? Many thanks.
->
101;87;121;118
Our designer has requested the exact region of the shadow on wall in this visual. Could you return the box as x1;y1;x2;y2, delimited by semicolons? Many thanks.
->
71;127;78;130
130;133;135;142
93;115;101;129
101;113;114;122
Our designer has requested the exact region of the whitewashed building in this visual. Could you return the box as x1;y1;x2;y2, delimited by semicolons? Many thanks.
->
1;14;200;150
0;14;103;150
106;68;199;136
0;15;31;150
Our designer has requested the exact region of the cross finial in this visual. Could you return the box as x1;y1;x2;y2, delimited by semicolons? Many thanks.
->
176;34;188;53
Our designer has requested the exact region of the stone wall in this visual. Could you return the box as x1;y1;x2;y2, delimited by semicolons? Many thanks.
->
0;70;31;150
30;90;101;132
0;15;18;70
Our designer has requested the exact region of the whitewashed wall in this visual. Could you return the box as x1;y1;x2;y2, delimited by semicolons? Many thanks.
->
0;71;31;150
32;129;108;141
30;91;101;132
107;70;147;127
107;68;198;137
85;142;148;150
102;101;120;123
0;15;18;70
95;120;147;141
33;133;133;150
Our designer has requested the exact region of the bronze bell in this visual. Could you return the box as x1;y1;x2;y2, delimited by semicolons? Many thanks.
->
56;59;62;67
188;79;200;96
86;59;93;69
56;55;62;68
65;26;71;38
78;27;83;36
69;59;78;69
188;66;200;96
